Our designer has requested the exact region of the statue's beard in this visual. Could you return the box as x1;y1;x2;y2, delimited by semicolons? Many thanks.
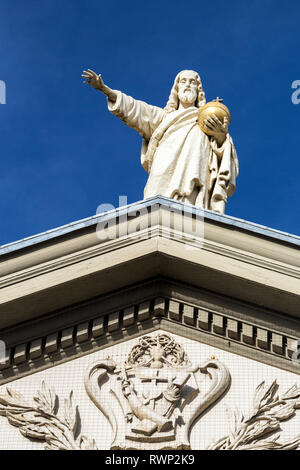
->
178;89;197;106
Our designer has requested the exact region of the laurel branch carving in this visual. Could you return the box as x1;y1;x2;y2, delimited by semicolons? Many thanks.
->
0;381;97;450
208;380;300;450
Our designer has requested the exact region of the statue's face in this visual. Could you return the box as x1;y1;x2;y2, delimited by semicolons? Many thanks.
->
177;71;198;107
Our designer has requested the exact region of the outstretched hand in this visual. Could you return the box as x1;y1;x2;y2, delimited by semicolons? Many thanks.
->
82;69;117;103
82;69;105;91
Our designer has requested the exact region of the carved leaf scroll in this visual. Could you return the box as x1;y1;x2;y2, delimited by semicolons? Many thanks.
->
208;380;300;450
0;381;97;450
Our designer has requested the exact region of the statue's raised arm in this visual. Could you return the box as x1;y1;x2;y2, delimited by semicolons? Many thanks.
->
82;68;238;214
82;68;165;142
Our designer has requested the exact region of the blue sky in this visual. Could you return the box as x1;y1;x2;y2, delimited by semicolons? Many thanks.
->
0;0;299;245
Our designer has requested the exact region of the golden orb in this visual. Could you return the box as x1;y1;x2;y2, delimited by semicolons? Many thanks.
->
198;99;231;136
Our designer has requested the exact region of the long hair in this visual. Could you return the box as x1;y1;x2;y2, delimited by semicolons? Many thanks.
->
164;70;206;113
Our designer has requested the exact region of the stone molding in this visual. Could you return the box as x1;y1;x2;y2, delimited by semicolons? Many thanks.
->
1;294;299;385
1;198;299;329
2;197;299;258
1;224;299;292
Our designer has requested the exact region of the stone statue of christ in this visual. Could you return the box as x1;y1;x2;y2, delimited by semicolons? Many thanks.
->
82;69;238;214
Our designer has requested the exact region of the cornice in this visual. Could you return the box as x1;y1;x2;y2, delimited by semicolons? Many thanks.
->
1;196;299;257
0;220;299;329
0;225;299;292
0;292;299;385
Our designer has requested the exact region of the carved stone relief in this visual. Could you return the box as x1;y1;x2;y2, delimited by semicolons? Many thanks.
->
0;381;97;450
0;333;299;450
208;380;300;450
84;333;231;449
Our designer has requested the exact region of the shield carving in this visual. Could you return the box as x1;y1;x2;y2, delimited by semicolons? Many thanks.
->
85;334;230;450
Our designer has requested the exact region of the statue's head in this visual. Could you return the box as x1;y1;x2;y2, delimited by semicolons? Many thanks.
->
165;70;206;113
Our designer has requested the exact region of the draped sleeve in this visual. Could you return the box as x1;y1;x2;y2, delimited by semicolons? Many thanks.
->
208;134;239;214
107;91;165;141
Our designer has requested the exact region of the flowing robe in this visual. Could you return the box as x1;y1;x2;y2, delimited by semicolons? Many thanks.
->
108;91;238;214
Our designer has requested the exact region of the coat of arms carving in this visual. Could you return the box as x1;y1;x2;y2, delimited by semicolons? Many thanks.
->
84;333;231;449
